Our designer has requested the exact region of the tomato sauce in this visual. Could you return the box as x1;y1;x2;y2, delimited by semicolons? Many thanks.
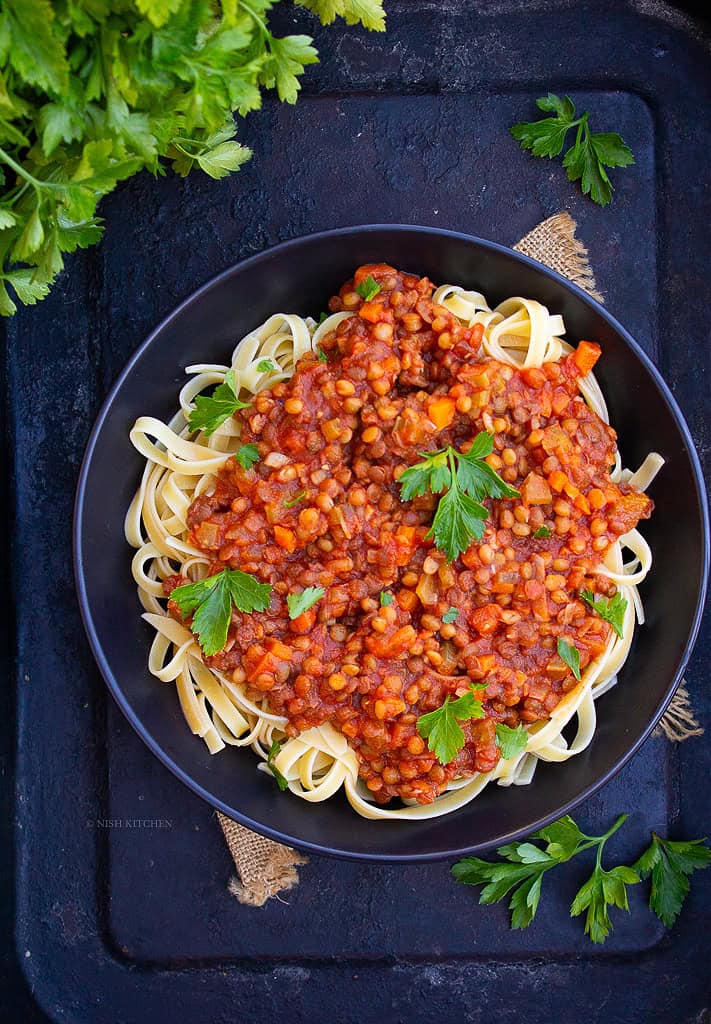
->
166;265;653;805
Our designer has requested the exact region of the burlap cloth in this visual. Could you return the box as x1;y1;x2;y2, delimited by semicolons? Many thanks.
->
217;212;703;906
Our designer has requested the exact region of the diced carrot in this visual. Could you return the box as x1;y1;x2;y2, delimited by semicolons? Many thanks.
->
289;608;317;634
572;340;601;376
266;639;292;660
563;479;580;500
548;470;568;492
427;396;456;430
520;472;552;505
246;652;277;682
274;525;296;552
574;492;591;514
359;301;385;323
468;603;502;636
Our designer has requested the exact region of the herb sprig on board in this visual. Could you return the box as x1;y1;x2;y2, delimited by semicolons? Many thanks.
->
510;94;634;206
452;814;711;942
0;0;386;315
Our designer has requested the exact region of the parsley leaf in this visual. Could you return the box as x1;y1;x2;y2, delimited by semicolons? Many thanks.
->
380;591;394;607
581;588;627;639
171;569;272;656
495;723;528;759
316;347;328;363
287;586;325;620
453;813;636;939
355;274;381;301
557;637;581;680
442;607;458;624
398;436;518;562
570;861;640;944
188;370;251;437
533;525;551;539
236;443;260;471
633;833;711;927
297;0;386;31
257;359;277;372
417;687;486;765
283;489;306;508
0;1;385;314
511;94;634;206
266;740;289;792
317;312;329;325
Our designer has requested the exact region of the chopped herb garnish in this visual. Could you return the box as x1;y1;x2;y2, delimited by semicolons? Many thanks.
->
398;433;520;562
171;569;272;656
188;369;251;437
380;591;394;607
510;94;635;207
355;274;381;301
235;443;260;471
495;722;528;759
257;358;277;372
417;687;486;765
318;311;329;325
533;525;552;539
283;489;307;508
442;607;459;624
316;347;328;363
266;740;289;792
557;637;582;681
581;588;627;639
286;586;325;620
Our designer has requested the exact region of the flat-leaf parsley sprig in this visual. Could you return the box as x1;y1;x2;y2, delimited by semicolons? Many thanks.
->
452;813;711;943
398;432;519;562
417;686;487;765
171;569;272;656
510;94;634;206
187;369;251;437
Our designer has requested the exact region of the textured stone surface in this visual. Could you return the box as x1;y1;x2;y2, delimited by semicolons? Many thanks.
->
3;2;710;1022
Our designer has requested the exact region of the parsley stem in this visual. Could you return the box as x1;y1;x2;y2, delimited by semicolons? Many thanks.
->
0;146;67;192
241;0;270;37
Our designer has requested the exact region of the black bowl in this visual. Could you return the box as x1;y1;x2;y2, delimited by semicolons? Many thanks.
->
74;225;709;861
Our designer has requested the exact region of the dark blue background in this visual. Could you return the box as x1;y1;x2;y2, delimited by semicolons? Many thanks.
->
2;2;710;1021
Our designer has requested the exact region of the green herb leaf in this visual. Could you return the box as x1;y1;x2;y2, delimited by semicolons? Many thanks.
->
296;0;386;31
236;443;260;471
283;489;306;508
570;862;640;944
287;586;325;620
511;95;634;206
399;437;518;562
380;591;394;607
317;311;329;325
316;347;328;362
633;833;711;927
355;274;381;301
557;637;582;680
442;607;458;624
417;687;486;765
533;525;552;539
257;358;277;372
188;370;251;437
495;723;528;759
171;569;272;656
581;588;627;639
266;739;289;791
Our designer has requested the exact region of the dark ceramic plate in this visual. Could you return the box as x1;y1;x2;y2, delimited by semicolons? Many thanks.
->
74;225;709;861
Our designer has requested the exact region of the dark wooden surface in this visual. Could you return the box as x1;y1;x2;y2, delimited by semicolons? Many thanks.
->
2;2;710;1022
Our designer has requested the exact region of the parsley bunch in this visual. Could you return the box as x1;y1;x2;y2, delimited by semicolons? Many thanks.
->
453;814;711;943
398;432;519;562
510;94;634;206
0;0;385;315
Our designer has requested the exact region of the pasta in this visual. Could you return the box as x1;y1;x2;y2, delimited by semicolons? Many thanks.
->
126;266;662;820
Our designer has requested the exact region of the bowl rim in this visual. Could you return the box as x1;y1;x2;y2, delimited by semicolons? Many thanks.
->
73;223;710;862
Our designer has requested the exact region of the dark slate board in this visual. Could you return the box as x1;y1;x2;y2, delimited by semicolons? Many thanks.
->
3;2;710;1022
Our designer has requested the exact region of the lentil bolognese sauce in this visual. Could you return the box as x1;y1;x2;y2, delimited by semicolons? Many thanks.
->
126;264;663;820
